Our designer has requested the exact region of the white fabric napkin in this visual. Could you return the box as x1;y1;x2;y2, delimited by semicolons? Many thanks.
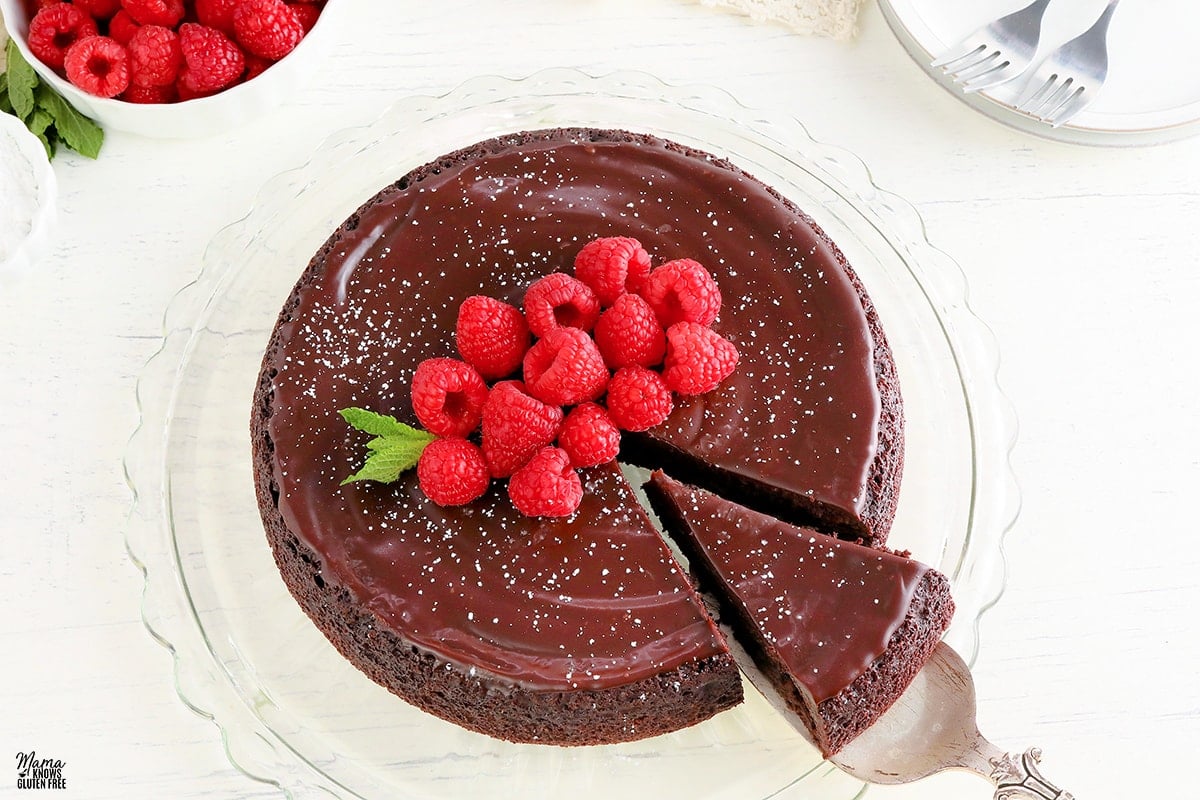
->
702;0;864;40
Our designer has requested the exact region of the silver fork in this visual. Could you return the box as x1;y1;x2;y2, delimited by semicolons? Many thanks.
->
931;0;1053;93
1015;0;1121;127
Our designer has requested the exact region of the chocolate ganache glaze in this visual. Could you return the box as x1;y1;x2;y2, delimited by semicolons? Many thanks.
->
255;128;902;742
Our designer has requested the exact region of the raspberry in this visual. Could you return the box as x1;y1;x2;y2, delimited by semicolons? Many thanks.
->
288;3;322;33
480;381;564;478
175;75;207;101
663;322;740;396
605;366;674;432
233;0;305;60
410;358;488;438
178;23;245;94
455;295;530;381
522;273;600;338
639;258;722;328
242;54;273;82
74;0;123;20
557;403;621;468
107;10;141;45
523;327;609;407
121;81;176;103
593;293;666;370
26;4;99;71
121;0;184;28
194;0;240;35
417;438;491;507
127;24;182;87
508;447;583;518
574;236;652;306
64;36;131;98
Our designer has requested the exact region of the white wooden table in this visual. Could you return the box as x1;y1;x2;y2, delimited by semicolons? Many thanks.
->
3;1;1198;797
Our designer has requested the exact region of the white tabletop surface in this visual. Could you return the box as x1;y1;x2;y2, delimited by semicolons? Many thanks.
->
3;1;1198;797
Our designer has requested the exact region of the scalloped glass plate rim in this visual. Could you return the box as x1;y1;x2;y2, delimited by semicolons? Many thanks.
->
123;67;1020;800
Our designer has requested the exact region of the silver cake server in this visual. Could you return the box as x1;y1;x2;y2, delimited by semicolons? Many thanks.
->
727;632;1075;799
831;643;1073;798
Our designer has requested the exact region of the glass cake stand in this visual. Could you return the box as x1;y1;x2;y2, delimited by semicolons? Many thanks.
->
124;68;1019;800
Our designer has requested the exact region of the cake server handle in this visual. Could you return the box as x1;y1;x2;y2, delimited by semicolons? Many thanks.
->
967;738;1074;800
829;645;1075;797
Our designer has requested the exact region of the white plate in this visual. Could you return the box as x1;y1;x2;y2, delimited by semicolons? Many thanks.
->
0;112;55;283
879;0;1200;145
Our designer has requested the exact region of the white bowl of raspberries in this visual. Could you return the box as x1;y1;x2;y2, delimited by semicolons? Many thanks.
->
0;0;336;138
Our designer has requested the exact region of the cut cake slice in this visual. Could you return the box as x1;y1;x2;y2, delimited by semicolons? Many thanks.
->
645;470;954;755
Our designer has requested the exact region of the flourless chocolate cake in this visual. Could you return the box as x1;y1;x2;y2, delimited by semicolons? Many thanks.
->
252;127;916;746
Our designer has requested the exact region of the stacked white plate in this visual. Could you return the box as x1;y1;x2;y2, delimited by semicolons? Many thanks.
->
880;0;1200;144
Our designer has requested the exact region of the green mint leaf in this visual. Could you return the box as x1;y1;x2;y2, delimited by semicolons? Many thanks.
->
35;83;103;159
340;407;422;438
342;450;401;484
5;39;38;120
341;436;431;485
339;408;435;485
29;107;55;159
36;125;57;160
28;107;53;136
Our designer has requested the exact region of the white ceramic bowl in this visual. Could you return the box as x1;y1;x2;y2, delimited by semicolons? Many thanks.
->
0;0;341;139
0;111;56;283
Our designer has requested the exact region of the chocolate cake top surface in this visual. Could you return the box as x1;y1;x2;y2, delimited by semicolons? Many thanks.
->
649;472;928;704
264;128;885;691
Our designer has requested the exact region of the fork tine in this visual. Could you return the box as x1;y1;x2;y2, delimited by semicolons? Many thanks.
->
933;45;992;74
1032;78;1076;117
1046;86;1088;126
1016;76;1055;112
931;42;986;69
949;51;1004;81
957;60;1005;85
955;56;1022;89
961;60;1022;93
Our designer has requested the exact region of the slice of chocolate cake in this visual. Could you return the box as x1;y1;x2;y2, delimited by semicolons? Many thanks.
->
645;471;954;756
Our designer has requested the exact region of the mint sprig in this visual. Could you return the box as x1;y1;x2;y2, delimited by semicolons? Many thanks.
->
2;38;103;159
339;408;435;485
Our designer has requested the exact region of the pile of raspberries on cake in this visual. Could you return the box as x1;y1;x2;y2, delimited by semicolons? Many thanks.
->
412;236;739;518
22;0;324;102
